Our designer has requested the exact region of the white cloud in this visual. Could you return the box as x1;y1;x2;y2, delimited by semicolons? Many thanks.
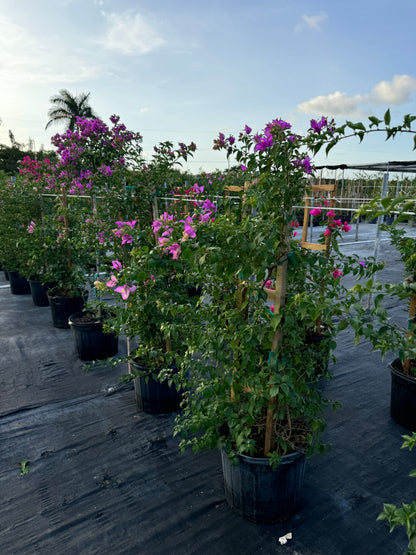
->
298;91;365;117
297;75;416;117
296;12;328;32
100;12;166;55
370;75;416;104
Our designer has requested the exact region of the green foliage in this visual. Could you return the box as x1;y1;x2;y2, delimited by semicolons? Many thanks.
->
45;89;97;131
378;433;416;555
19;459;30;477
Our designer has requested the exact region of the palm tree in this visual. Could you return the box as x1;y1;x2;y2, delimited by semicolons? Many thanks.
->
45;89;97;131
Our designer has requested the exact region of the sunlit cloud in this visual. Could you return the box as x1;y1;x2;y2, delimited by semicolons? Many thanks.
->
100;11;166;55
297;75;416;117
296;12;328;32
370;75;416;104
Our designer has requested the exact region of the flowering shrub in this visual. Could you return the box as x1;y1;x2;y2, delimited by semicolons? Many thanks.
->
173;112;416;467
352;195;416;374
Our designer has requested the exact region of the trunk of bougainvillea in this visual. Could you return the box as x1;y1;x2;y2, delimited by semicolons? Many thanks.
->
403;294;416;375
264;225;290;457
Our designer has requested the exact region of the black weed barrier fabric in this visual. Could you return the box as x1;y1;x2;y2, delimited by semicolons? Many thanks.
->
1;227;415;554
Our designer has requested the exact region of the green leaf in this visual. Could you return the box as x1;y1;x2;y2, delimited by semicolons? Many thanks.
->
20;459;30;476
325;140;337;156
338;319;349;331
368;116;382;128
384;109;391;126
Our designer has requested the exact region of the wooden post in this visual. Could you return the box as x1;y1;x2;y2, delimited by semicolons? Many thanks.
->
264;225;290;456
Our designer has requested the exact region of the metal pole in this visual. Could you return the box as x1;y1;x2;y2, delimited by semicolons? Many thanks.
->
366;171;389;309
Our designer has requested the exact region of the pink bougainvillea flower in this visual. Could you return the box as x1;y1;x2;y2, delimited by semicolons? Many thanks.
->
162;227;173;238
193;183;204;194
115;284;137;300
254;134;273;151
342;222;352;232
27;221;36;233
293;231;298;237
121;235;133;245
158;237;169;246
112;260;122;270
150;274;155;281
161;212;174;223
324;228;331;237
126;220;137;229
244;125;252;134
183;222;196;239
326;210;336;218
324;199;330;206
152;220;163;234
240;164;247;171
106;275;118;288
309;208;321;216
265;280;272;288
199;212;212;223
270;305;275;312
333;268;343;279
202;198;216;213
359;261;366;267
167;243;181;259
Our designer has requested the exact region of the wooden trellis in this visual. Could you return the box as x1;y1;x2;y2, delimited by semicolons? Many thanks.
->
301;183;336;251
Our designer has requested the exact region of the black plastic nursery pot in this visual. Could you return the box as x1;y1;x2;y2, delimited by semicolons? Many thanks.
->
130;359;183;414
68;312;118;361
221;449;306;524
8;271;31;295
390;358;416;432
29;280;57;307
48;294;87;329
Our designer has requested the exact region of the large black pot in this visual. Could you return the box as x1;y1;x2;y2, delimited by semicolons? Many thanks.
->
8;271;31;295
130;359;183;414
221;449;306;524
68;312;118;361
48;294;87;329
390;359;416;431
29;280;57;307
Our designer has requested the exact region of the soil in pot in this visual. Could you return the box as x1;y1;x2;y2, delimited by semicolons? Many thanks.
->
390;358;416;431
130;359;183;414
8;271;31;295
221;449;306;524
68;312;118;361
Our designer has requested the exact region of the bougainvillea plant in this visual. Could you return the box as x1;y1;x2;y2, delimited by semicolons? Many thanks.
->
171;111;416;467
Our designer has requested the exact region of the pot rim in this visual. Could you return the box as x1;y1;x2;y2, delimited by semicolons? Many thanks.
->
389;358;416;384
223;447;305;467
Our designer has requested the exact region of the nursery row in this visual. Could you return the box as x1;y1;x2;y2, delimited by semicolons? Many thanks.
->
0;112;415;538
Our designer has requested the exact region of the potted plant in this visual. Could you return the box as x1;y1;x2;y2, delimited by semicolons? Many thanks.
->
97;139;199;413
353;195;416;430
166;113;416;523
0;168;47;295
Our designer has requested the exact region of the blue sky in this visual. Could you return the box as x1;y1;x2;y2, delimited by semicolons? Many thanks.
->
1;0;416;175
